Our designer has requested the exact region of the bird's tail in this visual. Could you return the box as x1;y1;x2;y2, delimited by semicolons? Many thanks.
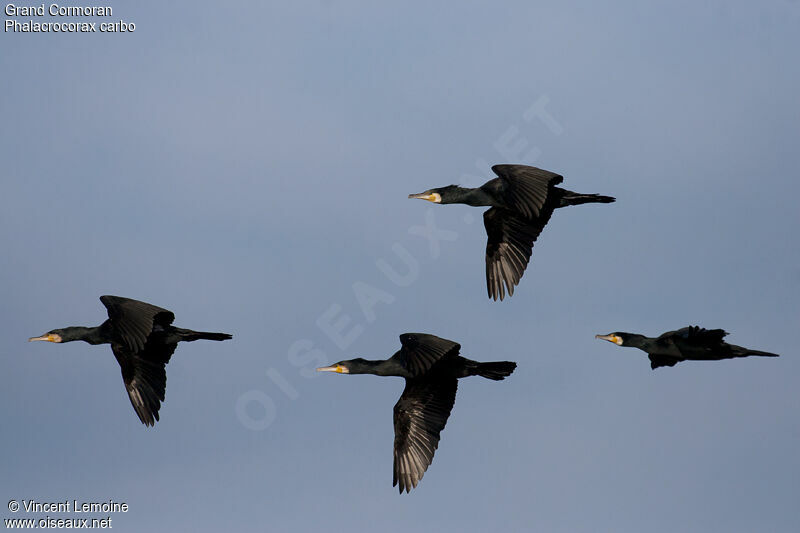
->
474;361;517;381
561;192;616;207
177;328;232;342
733;346;779;358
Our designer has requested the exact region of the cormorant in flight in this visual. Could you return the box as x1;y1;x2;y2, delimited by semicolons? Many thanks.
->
409;164;615;300
595;326;779;369
29;295;232;426
317;333;516;493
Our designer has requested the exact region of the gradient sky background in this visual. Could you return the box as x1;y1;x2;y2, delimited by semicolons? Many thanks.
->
2;1;799;531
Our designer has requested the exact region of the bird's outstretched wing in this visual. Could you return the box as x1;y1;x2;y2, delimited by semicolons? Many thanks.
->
100;295;175;353
484;207;551;301
683;326;728;345
660;326;728;347
486;164;563;219
393;378;458;493
397;333;460;377
649;354;681;370
112;345;175;426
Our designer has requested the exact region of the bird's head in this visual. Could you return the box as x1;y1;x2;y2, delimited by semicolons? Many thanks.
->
316;358;372;375
408;185;461;204
29;328;66;343
595;332;634;346
29;327;93;343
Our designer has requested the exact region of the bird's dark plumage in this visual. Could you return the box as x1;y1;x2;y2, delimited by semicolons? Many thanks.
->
393;377;458;493
483;164;563;219
100;295;175;353
396;332;460;376
596;326;779;369
483;207;550;301
317;333;516;493
29;295;232;426
409;164;614;300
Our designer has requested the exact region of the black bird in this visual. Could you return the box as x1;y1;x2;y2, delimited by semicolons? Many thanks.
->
29;295;232;426
317;333;516;493
595;326;779;369
409;164;615;300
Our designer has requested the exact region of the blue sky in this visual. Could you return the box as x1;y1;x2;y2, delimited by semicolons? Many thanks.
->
2;1;799;531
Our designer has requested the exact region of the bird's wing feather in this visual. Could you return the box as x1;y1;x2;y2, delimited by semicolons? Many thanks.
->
488;164;563;218
483;207;550;301
393;378;458;493
397;333;460;377
100;295;175;353
112;344;171;426
659;326;728;346
649;354;681;370
684;326;728;345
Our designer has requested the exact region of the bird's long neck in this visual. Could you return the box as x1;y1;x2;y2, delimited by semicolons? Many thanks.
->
624;334;653;351
350;359;405;377
446;186;494;207
64;325;110;345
